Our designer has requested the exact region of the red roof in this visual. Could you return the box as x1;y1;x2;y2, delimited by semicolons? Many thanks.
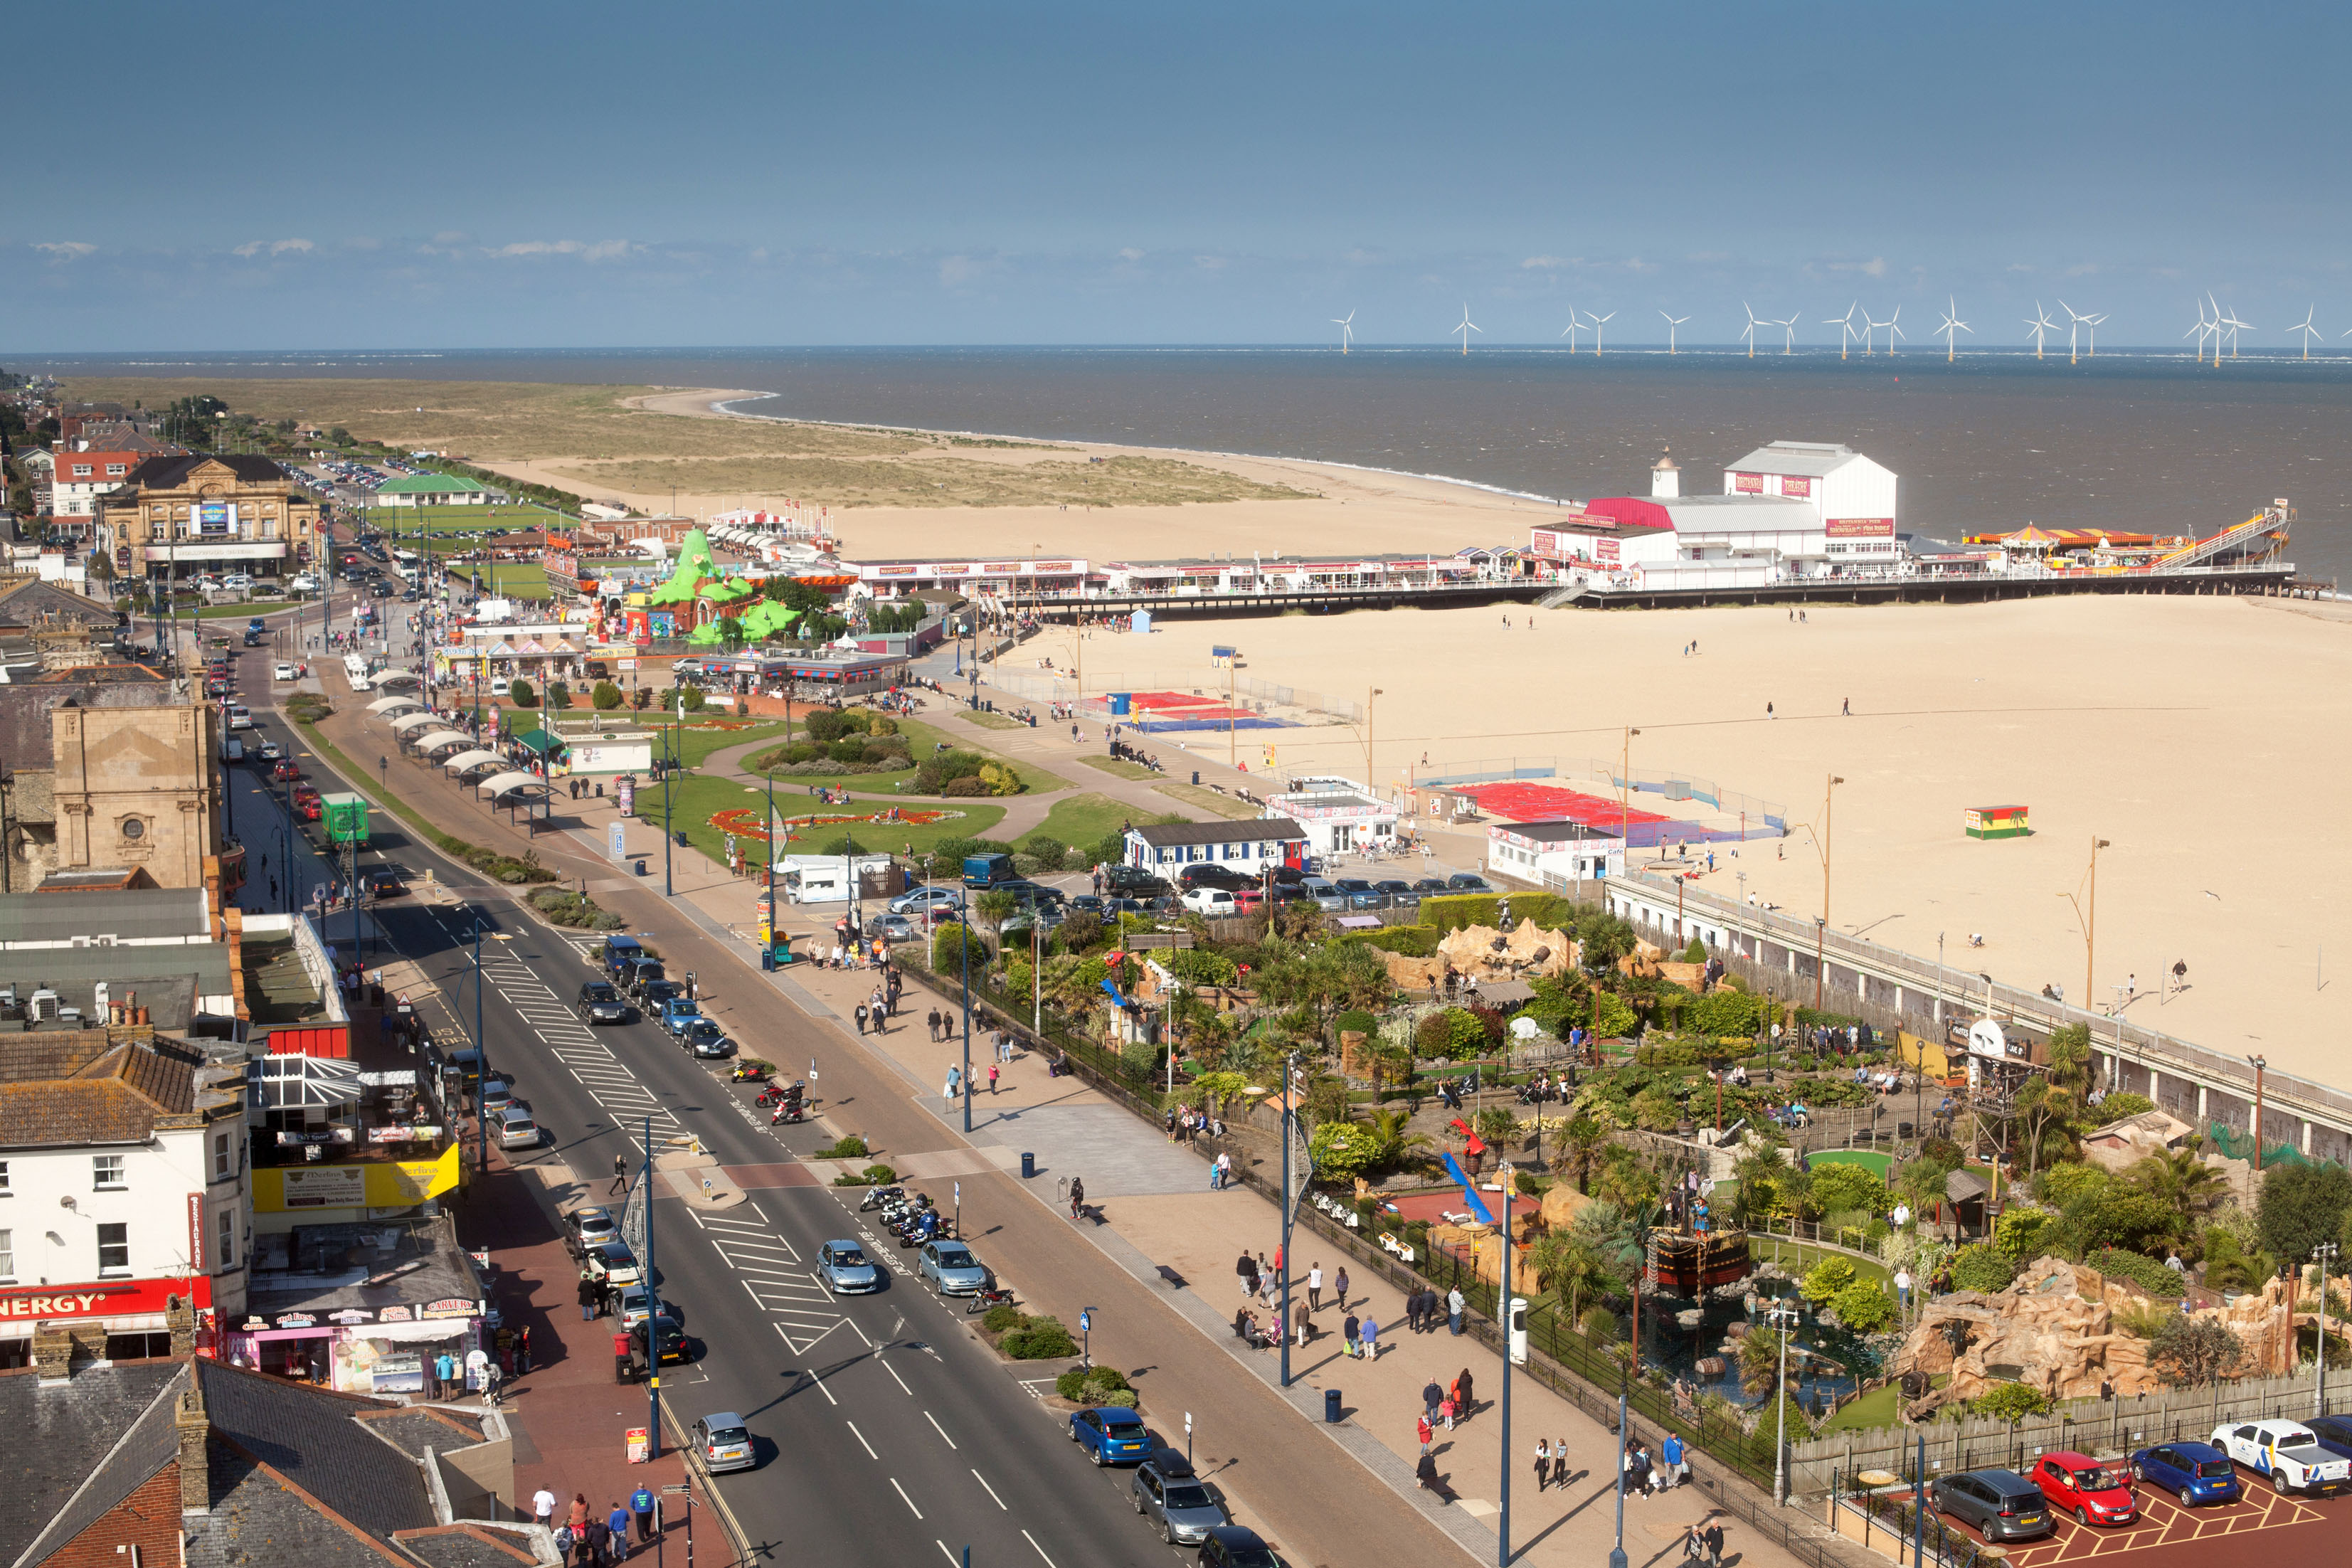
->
53;452;145;482
1572;498;1677;534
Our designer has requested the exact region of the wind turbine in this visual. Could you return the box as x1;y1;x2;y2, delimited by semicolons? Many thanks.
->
2288;307;2320;359
1331;309;1355;354
1740;302;1762;359
1775;314;1799;354
2024;302;2058;360
1659;310;1690;354
2082;312;2106;357
1823;302;1860;360
1883;305;1905;354
2220;302;2250;359
1453;303;1482;356
2186;298;2218;365
1861;306;1895;355
1588;309;1616;355
2060;300;2092;364
1934;297;1972;362
1560;307;1584;352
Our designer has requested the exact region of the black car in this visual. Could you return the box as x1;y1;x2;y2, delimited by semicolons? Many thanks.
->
1103;865;1165;894
577;981;630;1024
364;868;406;898
623;959;668;999
1195;1525;1284;1568
1928;1468;2052;1542
1176;864;1252;892
637;979;684;1014
1446;873;1494;892
368;580;394;598
1411;877;1451;894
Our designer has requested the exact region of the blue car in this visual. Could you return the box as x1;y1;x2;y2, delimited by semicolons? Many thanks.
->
2129;1441;2242;1507
2310;1415;2352;1462
817;1241;882;1294
1069;1406;1150;1466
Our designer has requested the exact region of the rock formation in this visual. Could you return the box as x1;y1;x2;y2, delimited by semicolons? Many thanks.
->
1436;922;1577;982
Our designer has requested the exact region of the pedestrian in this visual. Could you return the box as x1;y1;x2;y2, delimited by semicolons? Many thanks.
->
1307;1264;1324;1312
926;1007;941;1042
1416;1451;1443;1493
1623;1441;1643;1500
431;1348;453;1399
1684;1524;1707;1564
1535;1438;1552;1493
1333;1266;1350;1310
1439;1392;1456;1431
569;1494;592;1534
1359;1314;1380;1360
1068;1175;1084;1220
553;1527;573;1563
1423;1376;1444;1424
1404;1291;1423;1333
1553;1438;1569;1490
1894;1266;1912;1317
578;1271;600;1322
482;1360;502;1406
517;1325;532;1374
609;1154;628;1194
1766;701;1774;719
1703;1521;1725;1568
1418;1413;1435;1455
607;1502;632;1560
942;1066;959;1101
1453;1367;1474;1421
1662;1431;1685;1488
854;1001;869;1035
987;1063;1000;1094
1293;1299;1311;1347
630;1485;657;1543
1237;1249;1259;1299
534;1488;558;1529
1212;1151;1231;1190
585;1515;611;1568
1448;1286;1466;1335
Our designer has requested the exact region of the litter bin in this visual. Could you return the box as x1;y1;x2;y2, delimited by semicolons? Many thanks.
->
1191;770;1200;785
633;857;648;876
1324;1388;1342;1424
1021;1152;1037;1180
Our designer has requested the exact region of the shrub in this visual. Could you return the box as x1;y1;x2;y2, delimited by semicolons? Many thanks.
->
803;708;851;743
1343;924;1441;958
508;677;537;708
1022;836;1068;873
982;1303;1024;1333
2095;1091;2157;1121
678;686;706;713
933;921;989;972
1994;1204;2061;1262
1416;1007;1490;1061
1333;1010;1379;1038
1581;1306;1621;1344
942;775;994;798
2088;1246;2186;1297
1970;1382;2054;1420
591;680;623;710
1800;1257;1857;1301
1000;1315;1079;1360
1633;1087;1683;1132
1680;938;1708;963
526;888;626;930
1054;1365;1132;1402
1811;1161;1890;1217
1950;1241;2020;1293
1418;892;1579;934
815;1135;869;1160
1832;1280;1896;1333
831;1162;899;1187
1165;947;1239;987
545;679;571;709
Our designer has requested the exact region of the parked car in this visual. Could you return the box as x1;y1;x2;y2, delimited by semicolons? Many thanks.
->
1069;1407;1152;1466
1195;1525;1284;1568
1103;865;1166;894
623;959;668;999
2129;1441;2242;1507
637;980;684;1016
659;996;704;1037
1412;877;1451;894
2306;1414;2352;1462
692;1413;756;1473
478;1076;516;1116
584;1242;642;1288
1176;864;1252;892
577;981;630;1024
680;1019;734;1059
566;1206;620;1256
1927;1468;2053;1542
1180;887;1239;916
272;662;298;682
496;1106;544;1150
1374;879;1417;903
2027;1451;2136;1527
873;913;920;943
817;1241;883;1294
889;886;963;917
917;1240;989;1296
1446;873;1494;892
1132;1452;1231;1545
2210;1420;2352;1495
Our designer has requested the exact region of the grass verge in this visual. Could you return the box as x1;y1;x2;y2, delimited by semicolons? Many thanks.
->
656;775;1005;869
1077;755;1157;780
1018;793;1135;854
1149;781;1261;820
958;709;1026;731
291;718;557;883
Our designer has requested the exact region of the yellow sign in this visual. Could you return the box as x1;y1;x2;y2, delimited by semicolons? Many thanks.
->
252;1144;463;1212
1896;1030;1950;1081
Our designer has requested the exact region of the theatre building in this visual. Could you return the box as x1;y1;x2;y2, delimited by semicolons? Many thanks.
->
94;454;321;584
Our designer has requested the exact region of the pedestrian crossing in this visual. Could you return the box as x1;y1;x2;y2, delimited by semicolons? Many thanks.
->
690;1209;861;1355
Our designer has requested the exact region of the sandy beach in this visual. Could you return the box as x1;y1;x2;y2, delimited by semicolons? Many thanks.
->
1021;592;2352;1088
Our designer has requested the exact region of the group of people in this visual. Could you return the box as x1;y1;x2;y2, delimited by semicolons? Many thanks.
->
534;1488;659;1568
1620;1431;1689;1496
1162;1103;1223;1143
851;977;897;1036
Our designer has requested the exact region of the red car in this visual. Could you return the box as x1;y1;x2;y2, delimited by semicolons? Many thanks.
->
2030;1451;2136;1527
271;759;302;783
295;790;322;822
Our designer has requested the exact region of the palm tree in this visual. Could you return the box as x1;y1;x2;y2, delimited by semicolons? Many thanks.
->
1736;1324;1791;1397
1360;1106;1428;1168
972;889;1017;945
2124;1145;2228;1218
1562;1116;1608;1194
1529;1233;1614;1329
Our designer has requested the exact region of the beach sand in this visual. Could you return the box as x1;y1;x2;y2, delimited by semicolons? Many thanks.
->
1028;592;2352;1088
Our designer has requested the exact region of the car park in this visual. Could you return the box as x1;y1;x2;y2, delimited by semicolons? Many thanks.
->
817;1241;883;1293
2211;1419;2352;1495
692;1413;756;1474
2129;1441;2242;1506
577;981;630;1024
917;1240;989;1296
585;1242;642;1288
1927;1468;2053;1542
681;1019;734;1059
1195;1525;1284;1567
1131;1452;1231;1545
496;1106;544;1150
1069;1407;1152;1466
2028;1451;2136;1527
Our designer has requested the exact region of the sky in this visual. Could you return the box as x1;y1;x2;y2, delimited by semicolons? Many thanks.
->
11;0;2352;351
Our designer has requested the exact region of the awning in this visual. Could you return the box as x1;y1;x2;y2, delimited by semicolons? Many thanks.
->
374;670;422;688
441;748;504;775
479;770;548;800
1477;980;1537;1007
510;727;561;756
1334;915;1382;930
388;711;442;733
366;695;423;714
408;729;471;754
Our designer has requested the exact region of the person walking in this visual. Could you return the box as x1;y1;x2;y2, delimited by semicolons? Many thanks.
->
1293;1300;1311;1347
1534;1438;1552;1493
578;1271;600;1322
1404;1289;1424;1333
1448;1286;1466;1335
1344;1312;1362;1358
854;1001;869;1035
1333;1266;1350;1311
1552;1437;1570;1490
987;1063;1000;1094
533;1488;558;1530
609;1153;628;1194
607;1503;631;1561
926;1007;941;1042
1067;1176;1085;1220
1453;1367;1475;1422
630;1485;656;1544
585;1514;612;1568
568;1494;592;1535
482;1359;502;1406
1306;1264;1324;1313
1702;1521;1725;1568
1423;1376;1445;1424
1418;1413;1436;1456
1358;1313;1380;1360
1684;1524;1707;1564
1662;1431;1685;1488
1237;1249;1259;1299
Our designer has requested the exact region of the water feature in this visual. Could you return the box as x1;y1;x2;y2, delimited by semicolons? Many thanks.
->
1635;1278;1883;1419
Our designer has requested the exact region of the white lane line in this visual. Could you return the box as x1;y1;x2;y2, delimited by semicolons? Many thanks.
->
878;1356;913;1396
924;1411;957;1449
970;1469;1005;1510
934;1542;958;1566
783;1339;840;1404
846;1317;874;1348
1021;1529;1058;1568
846;1421;879;1460
890;1478;923;1520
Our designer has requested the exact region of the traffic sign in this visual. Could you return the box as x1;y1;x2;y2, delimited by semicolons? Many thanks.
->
1078;1310;1091;1333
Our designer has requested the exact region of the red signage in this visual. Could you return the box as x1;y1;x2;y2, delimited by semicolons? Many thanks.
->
1732;472;1764;494
1781;475;1813;499
0;1276;211;1322
187;1193;205;1275
1032;561;1074;573
874;566;916;577
1596;537;1620;562
1826;517;1895;539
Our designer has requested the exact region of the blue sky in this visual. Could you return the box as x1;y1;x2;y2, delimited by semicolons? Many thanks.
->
11;0;2352;351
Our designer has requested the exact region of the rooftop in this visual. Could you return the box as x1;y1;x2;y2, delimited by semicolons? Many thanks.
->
244;1215;484;1323
0;885;210;944
0;1034;213;1148
375;473;488;495
1494;820;1626;844
1130;817;1306;847
1725;440;1869;478
120;452;299;490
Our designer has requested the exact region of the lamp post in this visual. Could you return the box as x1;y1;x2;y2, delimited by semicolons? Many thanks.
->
1767;1296;1800;1503
1619;726;1641;848
1362;687;1383;786
1817;774;1843;1010
468;908;487;1176
663;691;679;896
1607;1387;1628;1568
640;1114;664;1459
959;886;973;1135
2249;1054;2268;1172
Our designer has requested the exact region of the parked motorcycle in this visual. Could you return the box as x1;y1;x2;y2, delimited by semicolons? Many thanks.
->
859;1185;906;1213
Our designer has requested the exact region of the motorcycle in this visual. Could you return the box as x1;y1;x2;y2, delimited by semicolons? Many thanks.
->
754;1079;798;1107
731;1061;769;1084
769;1096;807;1126
859;1185;906;1213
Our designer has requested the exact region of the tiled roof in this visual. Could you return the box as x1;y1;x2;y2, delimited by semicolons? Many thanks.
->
1130;817;1305;848
189;1451;413;1568
352;1408;485;1462
0;886;210;944
390;1526;540;1568
11;1363;189;1568
0;578;120;633
0;1039;201;1145
121;454;294;489
0;1360;185;1568
194;1360;435;1543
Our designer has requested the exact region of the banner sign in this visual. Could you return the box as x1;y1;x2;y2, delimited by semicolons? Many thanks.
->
1781;475;1813;499
1826;517;1895;539
1732;472;1764;494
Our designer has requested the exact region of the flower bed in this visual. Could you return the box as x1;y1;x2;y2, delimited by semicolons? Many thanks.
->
706;805;960;844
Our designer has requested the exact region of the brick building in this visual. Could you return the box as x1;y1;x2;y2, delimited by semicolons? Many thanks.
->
94;455;320;585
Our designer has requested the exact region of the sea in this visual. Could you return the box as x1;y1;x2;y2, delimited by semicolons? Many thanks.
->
20;346;2352;582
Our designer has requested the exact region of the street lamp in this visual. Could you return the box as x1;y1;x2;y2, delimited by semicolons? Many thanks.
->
2317;1240;2340;1421
1619;726;1641;847
1767;1296;1801;1503
2249;1054;2268;1173
1363;687;1383;785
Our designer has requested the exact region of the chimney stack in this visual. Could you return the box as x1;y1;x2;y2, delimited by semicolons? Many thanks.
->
175;1374;211;1515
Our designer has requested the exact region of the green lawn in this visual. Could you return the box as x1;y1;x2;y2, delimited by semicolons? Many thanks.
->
1744;1233;1892;1288
1019;793;1136;854
656;774;1004;869
482;563;551;598
958;709;1026;731
1150;781;1260;820
736;714;1069;800
896;715;1067;795
1078;755;1158;780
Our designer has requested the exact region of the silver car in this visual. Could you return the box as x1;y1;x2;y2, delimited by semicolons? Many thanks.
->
918;1240;990;1296
692;1412;756;1473
1131;1454;1230;1545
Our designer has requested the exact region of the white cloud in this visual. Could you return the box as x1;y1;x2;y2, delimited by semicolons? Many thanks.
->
433;231;469;245
34;241;96;260
938;254;975;286
1522;255;1569;270
1622;255;1660;275
1194;255;1228;270
1117;248;1145;262
489;239;634;261
2064;262;2101;277
233;238;315;258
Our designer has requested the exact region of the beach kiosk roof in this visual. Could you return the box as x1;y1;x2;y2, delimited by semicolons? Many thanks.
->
510;726;563;756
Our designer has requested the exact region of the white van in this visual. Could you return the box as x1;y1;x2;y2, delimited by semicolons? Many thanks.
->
779;854;895;905
343;653;373;692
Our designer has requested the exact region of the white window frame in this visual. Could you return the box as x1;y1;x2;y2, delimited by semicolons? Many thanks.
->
213;1131;233;1180
0;1228;12;1281
96;1222;130;1276
216;1207;235;1269
92;1153;126;1191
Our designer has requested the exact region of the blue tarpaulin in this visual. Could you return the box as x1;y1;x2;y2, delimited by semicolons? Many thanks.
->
1099;978;1132;1009
1440;1154;1495;1224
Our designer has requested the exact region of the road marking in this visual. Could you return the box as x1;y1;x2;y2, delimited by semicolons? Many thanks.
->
879;1356;913;1396
1021;1528;1058;1567
970;1468;1005;1510
783;1336;839;1404
890;1477;923;1520
846;1421;878;1460
926;1411;957;1449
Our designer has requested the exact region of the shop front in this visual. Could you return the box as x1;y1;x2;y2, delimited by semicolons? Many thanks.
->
0;1275;216;1369
222;1298;483;1395
233;1213;487;1395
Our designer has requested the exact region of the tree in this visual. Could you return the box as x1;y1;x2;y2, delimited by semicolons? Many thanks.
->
2045;1022;2093;1096
1735;1325;1790;1397
677;686;706;713
1562;1116;1608;1194
1527;1232;1614;1328
972;889;1018;944
1832;1280;1896;1333
2150;1314;2245;1388
2257;1161;2352;1266
544;679;571;709
590;680;624;711
1971;1382;2055;1420
1811;1161;1891;1217
2062;1184;2185;1257
508;677;537;708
